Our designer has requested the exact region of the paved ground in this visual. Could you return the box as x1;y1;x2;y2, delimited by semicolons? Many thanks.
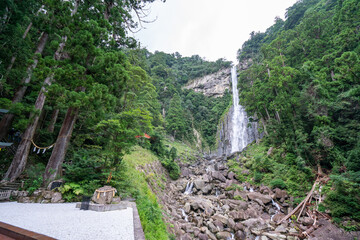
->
0;202;134;240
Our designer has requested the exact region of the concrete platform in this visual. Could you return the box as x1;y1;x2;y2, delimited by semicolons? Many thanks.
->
0;202;145;240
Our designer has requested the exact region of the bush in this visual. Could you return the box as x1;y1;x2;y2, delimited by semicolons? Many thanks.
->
270;178;287;189
161;158;180;180
254;172;263;183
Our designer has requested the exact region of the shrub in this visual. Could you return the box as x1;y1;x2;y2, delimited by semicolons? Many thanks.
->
161;158;180;180
270;178;287;189
254;172;263;183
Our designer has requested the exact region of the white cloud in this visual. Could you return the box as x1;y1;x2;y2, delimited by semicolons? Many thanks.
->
133;0;298;63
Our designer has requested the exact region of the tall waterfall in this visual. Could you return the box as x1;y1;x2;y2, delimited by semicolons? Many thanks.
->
231;65;253;153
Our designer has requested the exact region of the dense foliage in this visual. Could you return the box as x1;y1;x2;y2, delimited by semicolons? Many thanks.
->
127;49;232;146
237;0;360;224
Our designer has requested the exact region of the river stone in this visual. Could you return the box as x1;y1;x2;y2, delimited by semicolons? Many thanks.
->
216;231;232;239
211;171;227;182
247;192;272;204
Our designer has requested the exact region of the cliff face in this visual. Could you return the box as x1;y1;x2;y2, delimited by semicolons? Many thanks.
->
216;59;261;157
183;68;231;98
216;106;260;157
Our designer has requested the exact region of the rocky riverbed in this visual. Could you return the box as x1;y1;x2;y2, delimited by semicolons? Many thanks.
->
154;155;359;240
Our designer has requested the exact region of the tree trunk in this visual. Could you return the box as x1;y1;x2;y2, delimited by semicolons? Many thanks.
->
2;76;52;182
43;106;79;182
47;109;59;133
0;32;49;140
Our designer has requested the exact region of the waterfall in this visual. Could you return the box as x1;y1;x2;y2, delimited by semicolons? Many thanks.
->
184;182;194;195
230;65;254;153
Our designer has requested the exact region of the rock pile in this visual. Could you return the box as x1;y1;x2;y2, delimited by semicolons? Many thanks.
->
157;156;356;240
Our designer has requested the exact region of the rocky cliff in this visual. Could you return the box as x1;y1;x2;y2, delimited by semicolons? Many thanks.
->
183;68;231;98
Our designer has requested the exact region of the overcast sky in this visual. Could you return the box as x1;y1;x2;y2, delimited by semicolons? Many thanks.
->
133;0;298;63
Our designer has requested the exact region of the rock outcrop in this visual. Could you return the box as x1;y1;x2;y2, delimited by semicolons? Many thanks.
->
183;68;231;98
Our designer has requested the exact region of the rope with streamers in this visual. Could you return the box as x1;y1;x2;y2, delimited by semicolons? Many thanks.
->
31;139;55;154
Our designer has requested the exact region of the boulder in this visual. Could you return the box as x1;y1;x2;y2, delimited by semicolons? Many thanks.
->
181;233;192;240
216;231;232;239
234;222;244;231
194;180;206;191
262;232;286;240
241;218;267;230
198;233;208;240
225;199;248;210
227;171;236;180
272;213;286;223
247;192;272;204
205;228;217;240
51;192;62;203
214;163;226;171
211;171;227;182
227;218;236;230
213;220;224;231
184;202;191;214
207;222;218;233
274;188;287;199
275;225;287;233
301;217;314;226
202;184;213;194
182;168;192;177
229;210;246;221
234;230;246;240
212;214;229;225
43;191;52;199
91;186;116;204
47;180;63;190
241;169;250;175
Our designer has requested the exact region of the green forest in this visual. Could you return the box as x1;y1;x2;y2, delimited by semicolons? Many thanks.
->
0;0;359;238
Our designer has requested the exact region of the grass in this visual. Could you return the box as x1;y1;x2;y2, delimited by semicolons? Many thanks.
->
227;141;314;197
163;138;198;163
118;146;170;240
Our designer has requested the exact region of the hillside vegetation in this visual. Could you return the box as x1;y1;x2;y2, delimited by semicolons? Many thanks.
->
237;0;360;226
